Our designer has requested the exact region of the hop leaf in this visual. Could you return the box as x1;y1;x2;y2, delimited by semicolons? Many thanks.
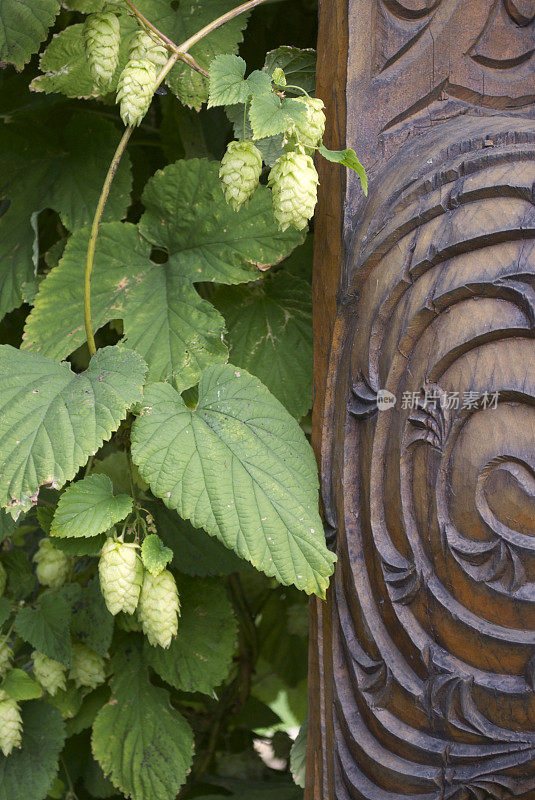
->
116;57;157;127
272;67;286;86
0;562;6;597
138;570;180;649
129;28;167;69
0;690;22;756
98;538;143;616
0;641;11;677
219;140;262;211
32;651;67;697
141;534;173;576
285;96;325;154
69;643;106;690
268;151;319;231
83;11;121;90
33;540;70;591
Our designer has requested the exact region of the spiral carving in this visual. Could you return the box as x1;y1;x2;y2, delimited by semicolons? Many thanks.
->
327;116;535;799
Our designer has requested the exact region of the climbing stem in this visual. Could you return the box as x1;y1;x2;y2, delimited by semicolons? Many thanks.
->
83;0;269;353
83;125;133;356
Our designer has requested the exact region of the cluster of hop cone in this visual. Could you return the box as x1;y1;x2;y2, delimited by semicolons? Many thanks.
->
83;5;326;232
0;525;179;757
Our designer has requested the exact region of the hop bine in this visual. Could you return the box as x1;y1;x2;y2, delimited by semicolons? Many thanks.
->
99;538;143;616
83;11;121;90
129;29;168;69
33;539;70;590
0;689;22;757
69;643;106;690
116;58;158;127
138;569;180;649
285;96;325;155
268;151;319;231
32;651;67;696
219;141;263;211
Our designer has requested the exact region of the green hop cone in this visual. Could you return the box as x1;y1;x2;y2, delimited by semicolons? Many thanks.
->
83;11;121;90
69;643;106;690
116;58;158;127
285;96;325;155
138;569;180;649
98;538;143;616
0;641;11;677
0;561;6;596
268;151;319;231
32;651;67;696
219;141;263;211
33;539;70;590
0;689;22;756
129;29;167;69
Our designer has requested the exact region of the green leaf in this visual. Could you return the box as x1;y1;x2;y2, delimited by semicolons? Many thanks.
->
213;270;313;419
1;550;35;600
208;54;249;107
53;533;107;557
317;144;368;195
65;684;110;736
0;345;146;518
47;684;83;720
263;46;316;94
0;0;60;69
50;475;133;540
141;534;173;576
0;598;11;628
145;575;237;694
290;720;307;788
84;757;116;798
225;104;283;167
1;669;43;701
0;114;132;320
0;511;15;545
249;94;306;139
30;16;136;98
0;700;66;800
15;593;72;666
140;0;250;110
131;364;336;596
139;159;303;284
92;640;194;800
23;223;228;391
149;503;248;577
68;578;114;656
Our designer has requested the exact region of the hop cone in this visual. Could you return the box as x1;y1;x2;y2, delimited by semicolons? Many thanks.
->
285;96;325;154
268;151;319;231
33;539;70;590
99;538;143;616
32;651;67;696
116;58;157;127
0;641;11;677
219;141;262;211
83;11;121;90
138;569;180;649
69;644;106;690
0;690;22;756
129;29;167;69
0;561;6;596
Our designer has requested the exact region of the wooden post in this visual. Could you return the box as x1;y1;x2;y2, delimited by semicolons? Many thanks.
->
308;2;535;798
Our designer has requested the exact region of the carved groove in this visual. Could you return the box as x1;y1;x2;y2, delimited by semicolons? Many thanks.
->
325;118;535;799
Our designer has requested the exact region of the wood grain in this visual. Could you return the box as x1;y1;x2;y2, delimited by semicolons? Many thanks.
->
309;2;535;798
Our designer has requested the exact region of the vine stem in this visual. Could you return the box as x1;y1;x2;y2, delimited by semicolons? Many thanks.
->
84;125;132;356
83;0;268;353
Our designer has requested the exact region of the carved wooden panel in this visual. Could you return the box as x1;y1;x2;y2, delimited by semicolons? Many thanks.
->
309;2;535;799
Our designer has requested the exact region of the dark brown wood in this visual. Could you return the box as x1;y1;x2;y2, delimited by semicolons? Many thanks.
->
309;2;535;798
